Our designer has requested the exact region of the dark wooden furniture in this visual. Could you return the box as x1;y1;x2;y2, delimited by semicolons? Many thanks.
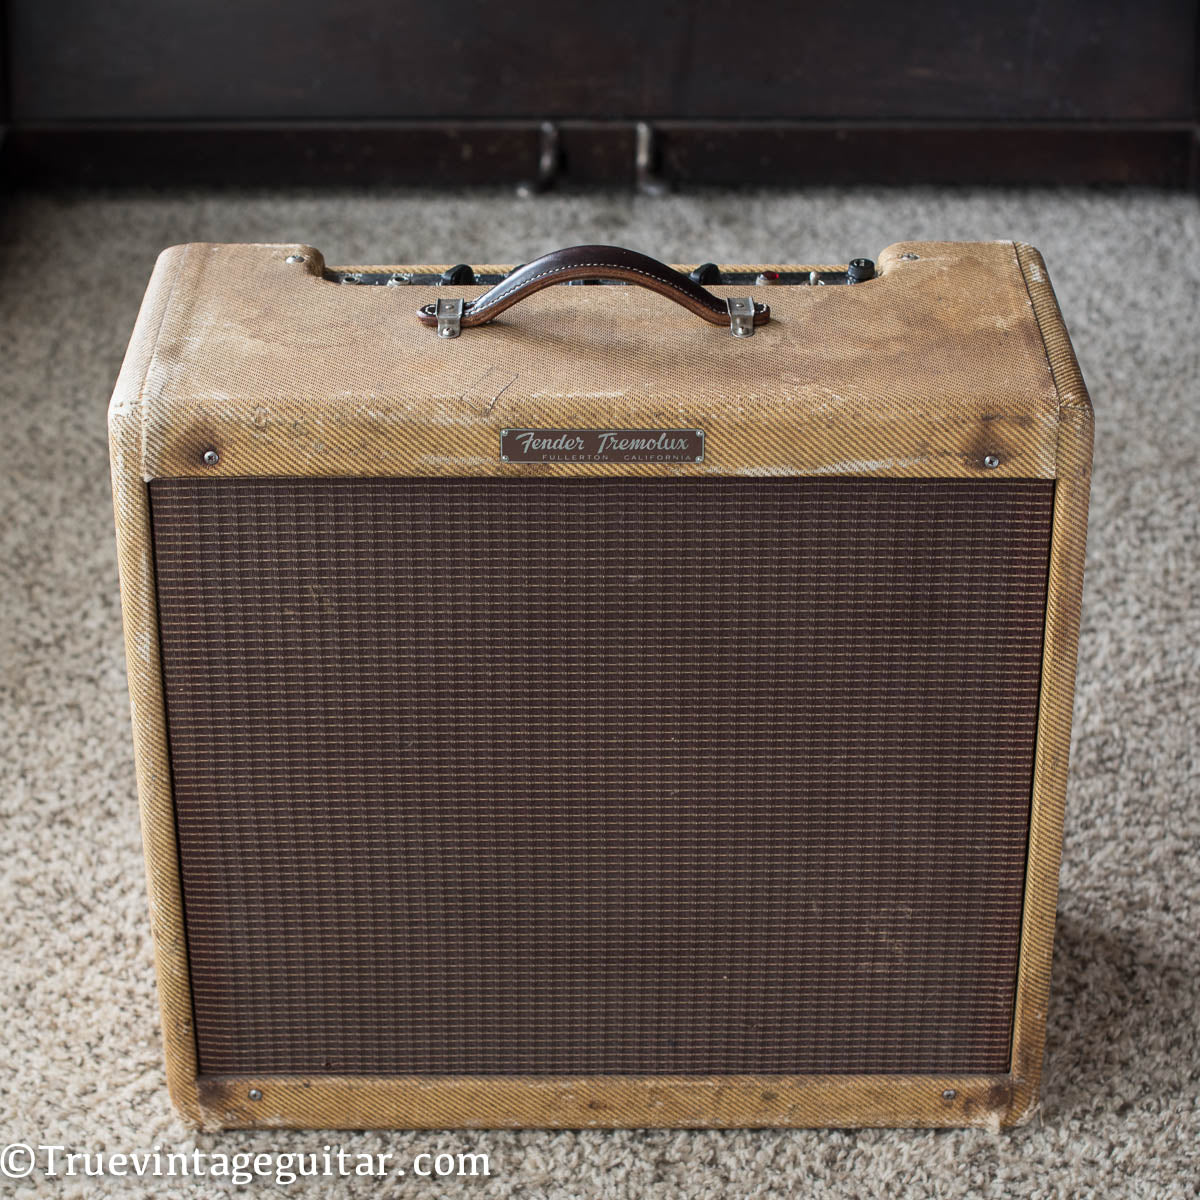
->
3;1;1198;187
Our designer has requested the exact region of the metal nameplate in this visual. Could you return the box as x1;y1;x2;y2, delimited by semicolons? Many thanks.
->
501;429;705;464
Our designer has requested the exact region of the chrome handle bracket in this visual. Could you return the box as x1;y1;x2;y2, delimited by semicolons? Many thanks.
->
726;296;757;338
435;297;465;339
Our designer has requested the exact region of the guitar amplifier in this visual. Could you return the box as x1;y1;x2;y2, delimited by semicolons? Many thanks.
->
109;241;1092;1130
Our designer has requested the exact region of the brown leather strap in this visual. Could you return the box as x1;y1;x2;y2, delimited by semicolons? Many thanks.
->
416;245;770;331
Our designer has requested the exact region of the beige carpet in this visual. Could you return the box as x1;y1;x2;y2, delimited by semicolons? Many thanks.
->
1;186;1197;1198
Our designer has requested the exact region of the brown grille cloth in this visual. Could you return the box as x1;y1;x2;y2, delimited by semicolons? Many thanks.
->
149;477;1054;1076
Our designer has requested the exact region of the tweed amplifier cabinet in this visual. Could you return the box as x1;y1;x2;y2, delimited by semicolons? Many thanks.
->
109;241;1091;1130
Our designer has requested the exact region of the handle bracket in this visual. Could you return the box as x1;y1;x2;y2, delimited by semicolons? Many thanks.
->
726;297;757;338
434;297;464;339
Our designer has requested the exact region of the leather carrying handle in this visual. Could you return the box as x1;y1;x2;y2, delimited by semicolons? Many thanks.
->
416;245;770;333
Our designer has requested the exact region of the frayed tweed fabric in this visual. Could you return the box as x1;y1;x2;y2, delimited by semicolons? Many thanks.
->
1;187;1197;1197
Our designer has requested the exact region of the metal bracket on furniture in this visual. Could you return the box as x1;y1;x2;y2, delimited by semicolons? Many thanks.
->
635;122;668;196
516;122;561;197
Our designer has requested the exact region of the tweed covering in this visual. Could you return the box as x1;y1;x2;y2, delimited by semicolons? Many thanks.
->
108;241;1093;1129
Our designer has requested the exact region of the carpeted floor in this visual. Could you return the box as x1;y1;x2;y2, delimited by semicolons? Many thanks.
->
1;186;1197;1198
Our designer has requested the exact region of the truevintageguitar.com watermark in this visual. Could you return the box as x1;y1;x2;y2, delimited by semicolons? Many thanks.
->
1;1141;491;1187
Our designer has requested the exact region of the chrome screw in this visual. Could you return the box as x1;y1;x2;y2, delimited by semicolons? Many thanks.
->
248;1088;263;1101
285;254;305;264
983;453;1001;469
202;449;220;466
942;1089;957;1101
900;253;919;261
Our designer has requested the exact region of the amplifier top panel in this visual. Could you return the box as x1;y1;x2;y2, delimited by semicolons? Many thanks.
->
109;241;1086;483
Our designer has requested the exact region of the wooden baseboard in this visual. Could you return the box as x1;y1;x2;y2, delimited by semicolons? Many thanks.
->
3;120;1196;189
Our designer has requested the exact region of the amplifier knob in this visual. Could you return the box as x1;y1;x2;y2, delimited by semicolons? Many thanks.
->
847;258;876;284
689;262;723;284
440;264;476;285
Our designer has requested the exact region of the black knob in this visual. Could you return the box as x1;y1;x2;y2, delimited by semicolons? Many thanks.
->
689;262;723;285
440;264;476;285
846;258;875;284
